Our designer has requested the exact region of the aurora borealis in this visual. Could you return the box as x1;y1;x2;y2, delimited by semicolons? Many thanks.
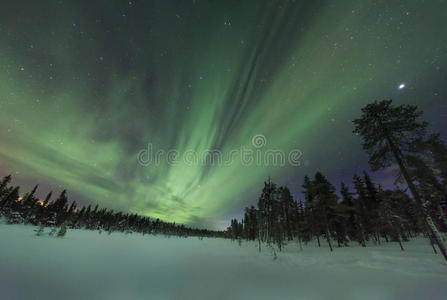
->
1;0;446;229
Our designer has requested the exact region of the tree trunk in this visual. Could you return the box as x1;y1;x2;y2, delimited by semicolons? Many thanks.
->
397;233;404;251
386;137;447;261
357;218;366;247
376;232;381;245
429;234;438;254
326;226;333;252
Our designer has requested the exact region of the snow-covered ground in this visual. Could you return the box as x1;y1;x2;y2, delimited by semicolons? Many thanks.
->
1;223;446;300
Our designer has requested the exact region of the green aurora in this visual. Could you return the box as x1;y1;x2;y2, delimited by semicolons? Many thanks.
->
1;0;446;228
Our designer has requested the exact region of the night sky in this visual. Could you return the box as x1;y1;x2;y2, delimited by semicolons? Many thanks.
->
1;0;446;229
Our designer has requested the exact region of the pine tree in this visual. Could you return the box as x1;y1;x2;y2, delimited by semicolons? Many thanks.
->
340;182;363;245
257;178;279;244
0;175;12;199
242;206;258;241
295;199;305;250
279;186;294;241
363;171;381;244
0;186;20;209
378;190;407;250
46;190;69;226
232;218;241;239
242;208;250;239
353;174;370;242
312;172;339;252
37;192;52;224
22;185;39;222
353;99;447;260
302;175;320;246
66;201;77;226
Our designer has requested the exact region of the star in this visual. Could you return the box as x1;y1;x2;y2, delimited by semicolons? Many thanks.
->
398;83;405;89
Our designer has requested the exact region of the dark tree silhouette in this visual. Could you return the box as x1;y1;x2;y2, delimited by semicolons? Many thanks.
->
0;175;225;239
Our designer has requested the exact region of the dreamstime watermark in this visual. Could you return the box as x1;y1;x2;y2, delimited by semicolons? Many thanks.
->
137;134;306;167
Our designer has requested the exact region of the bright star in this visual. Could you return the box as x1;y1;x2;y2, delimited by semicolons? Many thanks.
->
398;83;405;89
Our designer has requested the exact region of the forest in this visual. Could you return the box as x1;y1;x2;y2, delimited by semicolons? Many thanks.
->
0;177;225;239
228;100;447;261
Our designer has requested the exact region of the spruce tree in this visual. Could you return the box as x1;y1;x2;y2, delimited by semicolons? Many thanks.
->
38;192;52;224
363;171;381;244
353;99;447;260
0;175;12;199
257;178;278;244
378;190;407;250
302;175;320;246
312;172;339;252
295;199;305;250
279;186;294;241
22;185;39;222
340;183;359;243
353;174;370;242
0;186;20;209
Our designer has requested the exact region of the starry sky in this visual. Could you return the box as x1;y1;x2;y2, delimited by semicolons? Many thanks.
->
1;0;446;229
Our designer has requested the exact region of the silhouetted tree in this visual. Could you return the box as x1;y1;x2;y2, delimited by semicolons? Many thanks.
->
302;175;320;246
312;172;339;252
340;182;365;246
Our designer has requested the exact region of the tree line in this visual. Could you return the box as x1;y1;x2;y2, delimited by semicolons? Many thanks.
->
0;179;225;239
229;100;447;261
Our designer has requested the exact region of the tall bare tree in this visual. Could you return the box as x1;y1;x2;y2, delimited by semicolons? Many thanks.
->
353;99;447;261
